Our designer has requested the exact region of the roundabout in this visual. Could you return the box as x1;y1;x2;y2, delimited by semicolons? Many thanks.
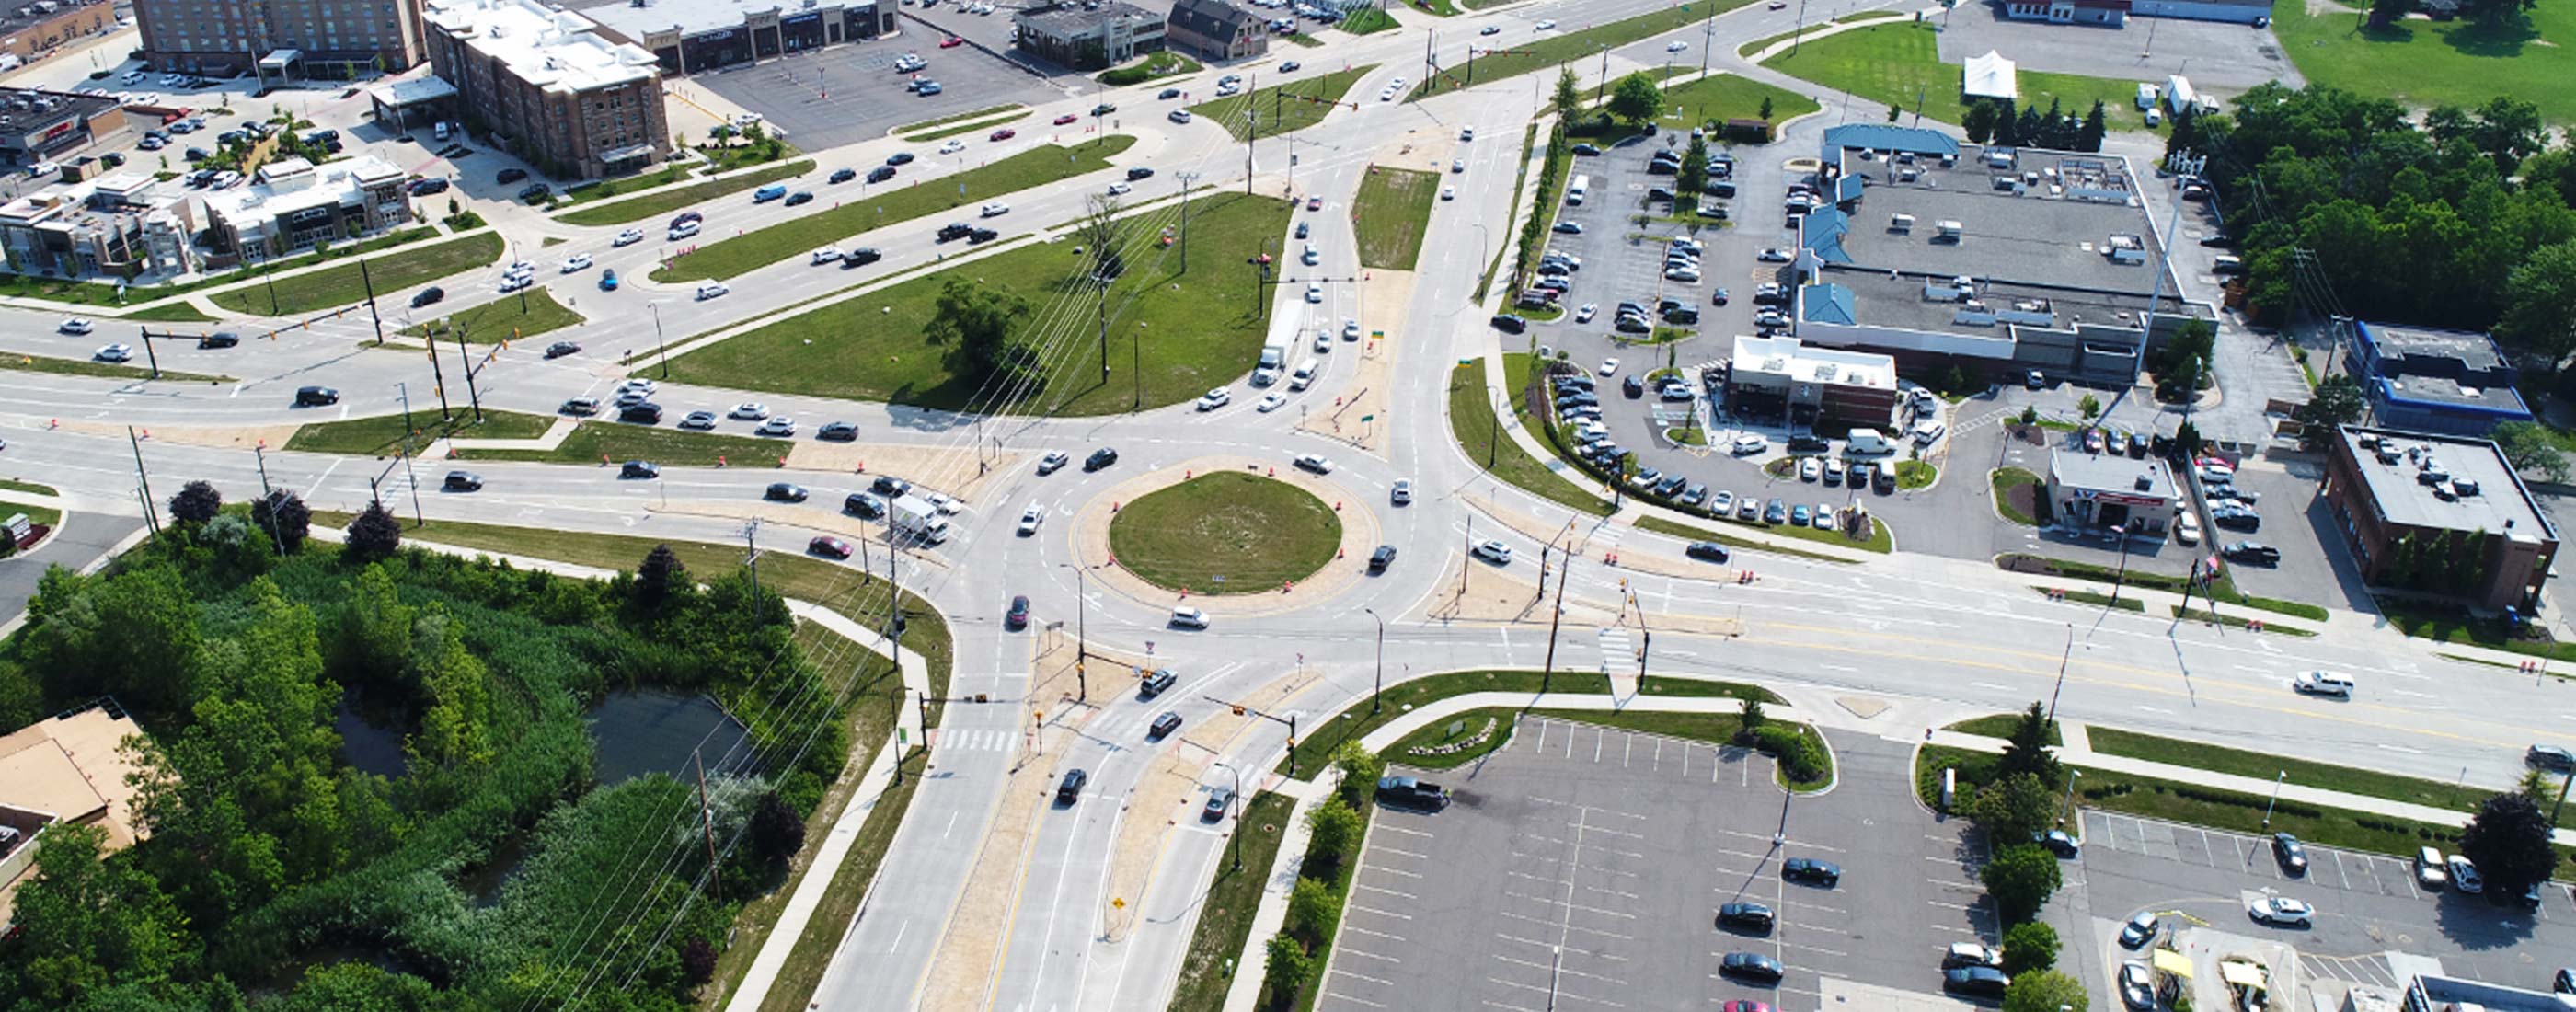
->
1106;470;1342;594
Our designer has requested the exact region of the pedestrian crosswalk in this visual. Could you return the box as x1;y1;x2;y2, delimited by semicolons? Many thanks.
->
937;727;1018;754
1596;627;1633;676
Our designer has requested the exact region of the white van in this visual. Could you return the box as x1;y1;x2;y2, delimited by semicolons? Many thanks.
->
434;121;451;142
1567;174;1589;206
668;220;701;241
1843;428;1893;455
1289;358;1319;390
2292;670;2355;698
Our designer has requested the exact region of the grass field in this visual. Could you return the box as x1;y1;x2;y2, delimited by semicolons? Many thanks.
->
1351;167;1440;270
1762;21;2159;130
1108;472;1342;593
0;351;229;383
1285;32;1323;46
1277;669;1616;776
1342;6;1397;32
892;104;1024;136
120;303;218;322
901;110;1035;144
552;161;814;226
661;190;1289;416
208;232;506;316
1652;72;1822;129
401;286;585;343
1188;65;1374;142
450;420;788;467
1164;790;1293;1012
650;139;1135;282
2271;0;2576;124
1896;459;1936;489
1944;712;2062;744
1447;360;1616;517
285;408;554;456
1414;1;1760;100
2088;728;2483;811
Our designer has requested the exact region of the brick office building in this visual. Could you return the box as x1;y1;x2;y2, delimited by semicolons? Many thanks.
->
134;0;431;75
0;0;120;62
2322;425;2558;612
424;0;669;178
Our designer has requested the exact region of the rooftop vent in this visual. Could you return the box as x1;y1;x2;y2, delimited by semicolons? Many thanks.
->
2134;474;2153;491
2453;478;2479;497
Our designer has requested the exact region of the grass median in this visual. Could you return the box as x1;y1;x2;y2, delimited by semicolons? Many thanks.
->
902;110;1035;144
401;285;585;343
1992;466;2042;525
2087;727;2493;814
552;160;814;226
650;138;1135;283
1998;552;2326;622
661;190;1288;415
0;351;229;384
207;231;506;316
121;303;218;322
1108;472;1341;593
1762;21;2157;130
1165;790;1293;1012
1188;65;1373;142
452;420;788;467
1447;359;1615;517
1276;669;1615;776
1413;1;1759;100
1351;167;1439;270
285;408;554;455
893;103;1024;136
1632;515;1856;564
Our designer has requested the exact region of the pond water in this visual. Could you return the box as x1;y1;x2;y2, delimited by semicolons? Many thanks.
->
586;689;754;788
334;690;409;779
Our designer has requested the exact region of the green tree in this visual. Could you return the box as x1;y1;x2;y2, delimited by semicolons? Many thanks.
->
2458;791;2558;899
1306;799;1364;860
1997;701;2061;784
2002;970;2089;1012
1679;136;1709;211
1942;364;1972;396
2018;405;2039;426
1262;933;1314;1002
1075;192;1127;281
251;489;310;553
408;603;494;768
1740;695;1768;735
2491;421;2572;483
1286;876;1342;945
29;561;201;718
1999;921;2058;974
2294;374;2366;449
1887;103;1902;123
2498;240;2576;362
1981;843;2064;924
2366;0;2410;27
633;543;690;615
1553;66;1582;118
1606;72;1663;129
1992;98;2020;146
2517;767;2555;805
342;500;401;562
749;790;806;868
1333;740;1386;810
1757;95;1774;121
923;276;1039;393
2077;100;2107;153
1968;771;2057;845
0;823;200;1005
339;562;414;685
2077;393;2101;420
1962;99;1999;144
168;479;222;524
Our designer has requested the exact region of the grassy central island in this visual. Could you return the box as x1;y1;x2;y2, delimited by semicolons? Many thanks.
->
1107;471;1340;593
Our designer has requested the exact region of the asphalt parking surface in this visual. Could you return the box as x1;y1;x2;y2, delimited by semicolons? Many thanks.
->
2076;809;2576;995
2183;455;2366;610
695;33;1064;153
1928;5;2304;92
1320;721;2023;1010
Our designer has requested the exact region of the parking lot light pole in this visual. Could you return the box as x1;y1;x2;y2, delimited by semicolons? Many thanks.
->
1213;760;1246;869
2105;523;2133;605
2262;770;2286;828
2059;768;2081;827
1363;606;1386;714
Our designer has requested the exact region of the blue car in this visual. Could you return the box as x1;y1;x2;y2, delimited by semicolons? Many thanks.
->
1791;504;1811;526
599;269;618;291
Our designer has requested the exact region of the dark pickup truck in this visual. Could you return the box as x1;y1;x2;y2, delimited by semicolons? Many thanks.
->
1375;776;1449;810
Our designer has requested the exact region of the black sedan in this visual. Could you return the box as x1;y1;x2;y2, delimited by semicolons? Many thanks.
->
1715;901;1773;933
197;331;241;349
1085;447;1119;471
1006;594;1030;630
830;167;857;183
818;420;859;441
1719;952;1782;983
620;460;660;479
2272;833;2308;876
2224;540;2281;565
411;286;445;307
1782;857;1840;887
1686;542;1731;563
868;166;896;183
886;152;914;166
543;340;581;359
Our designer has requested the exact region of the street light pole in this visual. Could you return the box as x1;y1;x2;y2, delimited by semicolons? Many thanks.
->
2106;523;2133;605
1058;562;1090;701
2262;770;2286;828
1214;760;1246;870
2058;768;2082;827
650;301;671;378
1363;606;1386;714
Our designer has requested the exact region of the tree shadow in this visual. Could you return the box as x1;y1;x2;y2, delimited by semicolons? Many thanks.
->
2440;17;2540;57
2431;889;2539;949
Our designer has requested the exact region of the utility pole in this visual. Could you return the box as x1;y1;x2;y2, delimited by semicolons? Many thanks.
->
743;519;762;599
1541;545;1572;688
2261;770;2286;827
253;443;282;555
1060;562;1091;700
1175;171;1200;272
397;382;416;447
1701;16;1713;75
1097;267;1111;386
1363;606;1386;715
2044;623;2074;724
399;445;424;527
1595;45;1609;103
695;749;718;871
1792;0;1811;54
128;426;159;536
453;322;482;421
132;327;162;379
424;338;453;420
650;301;671;379
358;256;386;346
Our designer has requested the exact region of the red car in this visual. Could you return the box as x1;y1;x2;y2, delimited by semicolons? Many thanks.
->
1305;195;1322;211
1719;1003;1771;1012
1053;113;1077;125
939;35;964;47
990;128;1017;141
808;535;854;559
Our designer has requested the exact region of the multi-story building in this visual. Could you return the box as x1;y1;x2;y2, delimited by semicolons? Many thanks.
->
1165;0;1262;62
0;0;121;63
1012;1;1163;70
2322;425;2558;612
0;172;197;278
581;0;897;76
0;87;130;170
133;0;431;76
199;155;410;264
2343;319;2533;437
424;0;669;178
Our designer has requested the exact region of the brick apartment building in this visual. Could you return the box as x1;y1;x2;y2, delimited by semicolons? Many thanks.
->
423;0;670;178
134;0;431;75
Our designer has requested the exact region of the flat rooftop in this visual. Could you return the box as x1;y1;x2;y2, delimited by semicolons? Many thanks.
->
0;0;107;35
1017;0;1160;34
1823;265;2208;336
577;0;823;41
2341;426;2554;542
1834;146;2173;294
2050;447;2177;500
2375;373;2531;416
2358;320;2506;375
0;86;123;132
1731;332;1894;390
426;0;659;93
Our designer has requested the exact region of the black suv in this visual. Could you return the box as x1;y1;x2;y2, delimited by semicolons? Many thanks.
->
443;471;483;491
1490;314;1527;334
198;331;240;349
817;421;859;441
843;492;885;519
1374;776;1448;810
1140;668;1178;697
871;476;913;497
1369;545;1397;573
1786;435;1831;454
937;222;973;241
619;402;663;424
620;460;661;479
843;247;883;268
294;385;339;406
411;286;444;307
496;167;527;183
1085;447;1119;471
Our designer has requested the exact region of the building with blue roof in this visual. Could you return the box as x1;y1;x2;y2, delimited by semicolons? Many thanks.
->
1819;124;1960;163
2346;320;2533;436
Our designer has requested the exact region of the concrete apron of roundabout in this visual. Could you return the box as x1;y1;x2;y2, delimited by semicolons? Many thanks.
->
1068;454;1383;616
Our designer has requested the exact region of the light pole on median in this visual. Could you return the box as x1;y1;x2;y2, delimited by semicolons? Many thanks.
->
1058;561;1093;701
2262;769;2286;828
649;300;671;378
1363;606;1386;715
1213;760;1246;870
2058;768;2081;827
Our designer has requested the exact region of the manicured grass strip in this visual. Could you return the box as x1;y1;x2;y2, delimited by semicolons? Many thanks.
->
750;748;927;1012
2376;595;2576;663
1529;707;1834;791
1350;167;1440;270
1165;790;1293;1012
1992;466;2041;525
1895;460;1935;489
552;160;814;226
2087;727;2491;814
401;285;586;343
1386;707;1524;769
208;232;506;315
1276;669;1615;776
2271;0;2576;126
1412;0;1761;100
651;138;1135;282
1447;360;1616;517
0;351;228;383
555;151;797;208
454;421;788;468
1632;515;1856;565
0;503;61;532
2045;587;2145;612
1109;473;1342;593
1188;65;1373;142
285;408;555;456
1998;552;2326;622
1639;677;1779;702
1341;6;1397;32
0;225;448;309
0;478;60;497
1943;713;2061;745
2172;605;2314;636
664;190;1285;415
1761;21;2158;130
1284;32;1323;46
1098;52;1202;86
1650;73;1821;131
120;303;218;322
893;103;1024;136
902;110;1034;144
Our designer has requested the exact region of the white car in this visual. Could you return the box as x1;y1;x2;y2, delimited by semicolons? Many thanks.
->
1800;457;1821;481
1379;86;1397;102
614;228;645;246
1343;319;1361;340
1257;392;1287;412
1576;304;1596;322
560;253;593;272
1711;490;1735;514
1473;539;1512;564
1038;450;1071;475
2447;855;2482;893
1170;604;1211;629
1018;504;1044;536
938;139;966;154
58;316;96;335
94;343;132;362
1666;40;1688;52
1305;282;1323;303
1391;478;1412;504
730;402;769;420
1294;453;1333;474
927;492;964;514
1536;18;1555;28
979;201;1009;217
1599;357;1619;376
696;282;730;300
1758;247;1792;262
758;416;796;436
1442;185;1455;201
1196;386;1232;411
812;247;842;264
2292;670;2355;697
2247;896;2312;926
2174;512;2202;546
1731;434;1768;454
1107;182;1132;195
619;379;658;396
1911;421;1946;444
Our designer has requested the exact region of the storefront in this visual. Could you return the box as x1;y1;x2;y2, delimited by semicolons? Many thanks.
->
2046;447;2175;535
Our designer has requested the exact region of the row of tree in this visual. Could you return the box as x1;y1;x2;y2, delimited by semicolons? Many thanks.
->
1961;98;2109;155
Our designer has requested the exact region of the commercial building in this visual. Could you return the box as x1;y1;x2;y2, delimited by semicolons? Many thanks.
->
133;0;431;76
2344;320;2533;436
200;155;411;263
2129;0;2271;22
0;0;120;62
1785;135;2215;387
1012;1;1164;70
2322;425;2557;612
1165;0;1263;61
580;0;896;76
2001;0;2129;25
0;86;129;170
0;702;151;926
0;172;198;278
425;0;670;178
1720;334;1903;432
2046;446;2177;536
2399;973;2576;1012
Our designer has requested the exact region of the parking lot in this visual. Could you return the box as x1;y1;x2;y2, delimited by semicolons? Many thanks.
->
2076;809;2576;995
692;31;1064;153
1929;5;2304;93
1318;721;2031;1010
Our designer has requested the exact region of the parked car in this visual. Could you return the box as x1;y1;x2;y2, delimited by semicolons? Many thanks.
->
2248;896;2313;926
2272;833;2309;875
1943;967;2010;998
1720;952;1783;983
1782;857;1839;887
1716;901;1774;933
2118;910;2158;949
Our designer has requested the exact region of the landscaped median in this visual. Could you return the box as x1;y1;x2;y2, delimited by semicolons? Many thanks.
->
1998;552;2327;623
1109;472;1342;593
207;230;506;316
284;408;555;455
400;285;585;343
892;103;1025;139
0;351;230;384
650;137;1136;283
1166;790;1293;1012
1350;166;1439;270
1445;359;1614;517
1411;1;1759;100
1187;66;1374;142
553;160;814;225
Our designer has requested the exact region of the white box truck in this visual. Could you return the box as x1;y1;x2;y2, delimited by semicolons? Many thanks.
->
891;494;950;545
2135;82;2158;111
2165;75;2196;116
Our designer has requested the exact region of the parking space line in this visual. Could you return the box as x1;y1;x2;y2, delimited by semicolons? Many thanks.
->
1319;989;1386;1009
1489;975;1627;1008
1501;891;1639;920
1780;940;1851;959
1338;945;1403;963
1329;967;1396;988
1354;883;1415;901
1478;1001;1541;1012
1494;953;1628;986
1371;845;1429;860
1345;903;1413;922
1624;733;1633;768
1371;866;1423;879
1497;909;1634;940
2334;850;2352;891
1377;823;1435;839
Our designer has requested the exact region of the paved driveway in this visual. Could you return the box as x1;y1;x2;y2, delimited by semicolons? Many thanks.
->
695;33;1066;153
0;512;144;625
1929;4;2304;92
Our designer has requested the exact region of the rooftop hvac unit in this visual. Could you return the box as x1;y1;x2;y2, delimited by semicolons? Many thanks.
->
1936;220;1963;240
2133;474;2153;491
2358;434;2381;450
1889;213;1915;232
2376;448;2400;465
2453;478;2479;497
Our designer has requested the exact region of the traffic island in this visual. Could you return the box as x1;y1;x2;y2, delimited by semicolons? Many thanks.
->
1071;456;1382;616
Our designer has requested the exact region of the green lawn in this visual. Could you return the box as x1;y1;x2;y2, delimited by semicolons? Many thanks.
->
2089;728;2484;812
1529;708;1835;790
1895;459;1936;489
0;478;59;497
1164;790;1293;1012
1188;65;1374;142
551;161;814;226
1342;6;1397;32
121;304;218;322
0;351;228;384
1631;515;1857;564
892;104;1025;136
1285;32;1324;46
0;226;448;309
1447;360;1616;517
207;232;506;316
452;421;788;468
1107;473;1342;593
285;408;554;456
1401;0;1461;14
661;190;1288;416
1277;669;1615;776
1351;167;1440;270
1943;712;2062;745
1761;21;2159;130
2375;595;2576;663
901;110;1035;144
1992;466;2042;525
1652;73;1822;130
1098;52;1202;86
400;286;585;343
0;503;61;532
1414;1;1760;100
650;139;1134;282
2271;0;2576;124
